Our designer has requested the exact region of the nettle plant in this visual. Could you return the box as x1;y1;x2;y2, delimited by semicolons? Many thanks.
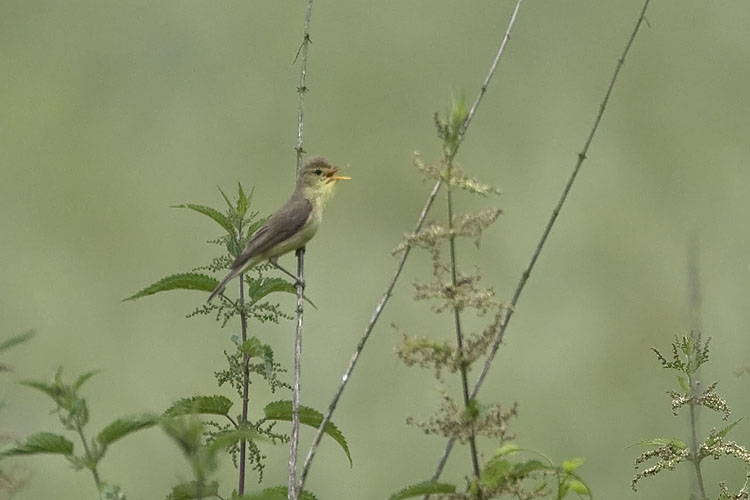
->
388;96;592;500
632;332;750;499
0;186;350;500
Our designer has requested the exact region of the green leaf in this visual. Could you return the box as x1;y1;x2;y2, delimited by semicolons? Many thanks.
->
172;203;234;235
232;486;319;500
124;273;218;301
677;374;690;393
0;432;73;458
494;443;519;457
217;185;233;211
166;480;219;500
263;400;351;465
717;417;743;438
562;457;584;472
19;379;61;401
164;396;233;418
566;478;591;496
208;427;263;452
388;480;456;500
629;437;687;449
96;413;159;447
73;370;101;391
0;330;35;353
246;277;296;303
237;182;250;219
246;276;317;309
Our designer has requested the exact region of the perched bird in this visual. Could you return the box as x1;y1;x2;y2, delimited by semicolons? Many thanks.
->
208;156;350;302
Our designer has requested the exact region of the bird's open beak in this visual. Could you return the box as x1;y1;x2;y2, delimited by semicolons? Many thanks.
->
326;166;351;183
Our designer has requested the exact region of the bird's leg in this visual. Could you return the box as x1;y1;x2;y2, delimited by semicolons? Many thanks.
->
269;258;305;289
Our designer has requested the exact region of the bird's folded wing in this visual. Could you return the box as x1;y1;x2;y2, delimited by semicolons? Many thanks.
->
231;196;312;271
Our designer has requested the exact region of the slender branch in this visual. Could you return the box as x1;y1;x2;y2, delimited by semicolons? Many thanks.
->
290;1;314;498
428;0;653;484
459;0;522;144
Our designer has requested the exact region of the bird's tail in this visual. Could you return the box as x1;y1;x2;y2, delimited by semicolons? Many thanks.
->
207;269;241;302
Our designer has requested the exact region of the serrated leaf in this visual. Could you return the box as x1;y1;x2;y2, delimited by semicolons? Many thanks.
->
711;417;744;444
232;486;319;500
246;277;296;303
0;330;35;353
124;273;218;301
166;480;219;500
217;185;233;211
164;396;233;418
96;413;159;447
19;379;60;401
173;203;234;235
208;427;263;452
629;437;687;449
237;182;249;219
263;400;351;465
73;369;100;391
0;432;73;458
246;276;317;309
388;480;456;500
562;457;584;472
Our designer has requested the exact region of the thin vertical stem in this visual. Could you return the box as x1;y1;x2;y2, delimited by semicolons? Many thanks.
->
446;174;482;495
238;271;249;494
291;1;314;497
289;248;305;500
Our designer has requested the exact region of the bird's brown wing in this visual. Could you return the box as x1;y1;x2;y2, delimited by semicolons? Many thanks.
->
230;194;312;272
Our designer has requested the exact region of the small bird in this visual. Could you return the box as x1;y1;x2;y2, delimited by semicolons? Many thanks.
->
208;156;350;302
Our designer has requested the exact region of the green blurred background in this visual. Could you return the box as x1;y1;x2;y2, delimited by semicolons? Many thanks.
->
2;1;749;498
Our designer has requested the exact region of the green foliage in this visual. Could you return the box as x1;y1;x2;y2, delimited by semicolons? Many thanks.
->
124;273;218;301
470;447;591;500
166;480;220;500
232;485;319;500
3;368;160;496
0;432;73;458
263;400;352;466
388;480;457;500
96;414;159;448
164;396;234;418
632;332;750;497
0;330;35;356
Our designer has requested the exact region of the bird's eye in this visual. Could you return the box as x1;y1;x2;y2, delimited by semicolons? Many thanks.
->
314;169;322;175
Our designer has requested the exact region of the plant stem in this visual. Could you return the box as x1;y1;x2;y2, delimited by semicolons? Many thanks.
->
76;423;101;490
238;271;249;495
446;168;482;496
687;332;708;500
289;248;306;500
290;0;313;496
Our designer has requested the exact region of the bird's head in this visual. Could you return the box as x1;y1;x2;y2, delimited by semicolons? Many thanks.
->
298;157;350;203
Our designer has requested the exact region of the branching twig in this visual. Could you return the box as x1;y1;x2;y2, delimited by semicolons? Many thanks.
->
428;0;653;485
